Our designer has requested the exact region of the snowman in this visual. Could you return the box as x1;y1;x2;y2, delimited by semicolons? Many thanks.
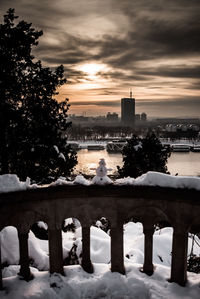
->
91;158;113;185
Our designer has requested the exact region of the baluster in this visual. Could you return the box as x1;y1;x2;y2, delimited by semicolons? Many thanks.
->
48;227;64;275
81;226;93;273
141;225;154;275
18;230;33;281
170;228;188;286
111;220;125;274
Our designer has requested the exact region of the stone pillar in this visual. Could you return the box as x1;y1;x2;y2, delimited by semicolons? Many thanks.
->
111;221;125;274
81;227;93;273
170;228;188;286
48;228;64;275
142;226;154;275
18;231;33;281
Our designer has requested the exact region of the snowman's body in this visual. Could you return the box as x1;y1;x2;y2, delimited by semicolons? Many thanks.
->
91;159;112;185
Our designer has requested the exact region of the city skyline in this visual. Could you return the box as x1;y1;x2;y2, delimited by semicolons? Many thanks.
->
0;0;200;118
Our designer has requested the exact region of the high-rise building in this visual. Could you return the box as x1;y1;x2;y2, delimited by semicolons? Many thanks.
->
121;91;135;125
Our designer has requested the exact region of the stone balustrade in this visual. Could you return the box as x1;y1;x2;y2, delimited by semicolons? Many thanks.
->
0;184;200;288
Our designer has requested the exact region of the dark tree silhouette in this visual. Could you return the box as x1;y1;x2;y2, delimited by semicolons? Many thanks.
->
0;9;77;183
117;133;171;178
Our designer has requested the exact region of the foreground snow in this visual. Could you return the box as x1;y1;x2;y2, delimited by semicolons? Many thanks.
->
1;171;200;298
1;263;200;299
1;223;200;298
2;223;200;270
0;171;200;193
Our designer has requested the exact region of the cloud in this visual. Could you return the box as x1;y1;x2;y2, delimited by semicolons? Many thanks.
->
70;96;200;109
71;100;120;107
2;1;199;75
137;66;200;79
95;17;200;70
97;70;149;82
0;0;199;117
137;96;200;106
136;96;200;117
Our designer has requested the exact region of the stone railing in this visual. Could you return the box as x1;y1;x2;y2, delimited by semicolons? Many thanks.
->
0;184;200;288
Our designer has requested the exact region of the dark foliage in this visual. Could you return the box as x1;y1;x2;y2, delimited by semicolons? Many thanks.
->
0;9;77;183
64;244;79;266
117;133;171;178
31;223;48;240
94;217;111;233
187;255;200;274
62;220;76;233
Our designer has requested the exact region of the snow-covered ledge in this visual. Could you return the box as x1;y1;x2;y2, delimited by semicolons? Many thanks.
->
0;172;200;289
0;171;200;194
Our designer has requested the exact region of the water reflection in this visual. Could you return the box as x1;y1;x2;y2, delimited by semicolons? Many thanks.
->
168;152;200;176
75;149;122;175
75;149;200;177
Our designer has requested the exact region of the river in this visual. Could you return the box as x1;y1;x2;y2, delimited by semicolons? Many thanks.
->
75;149;200;177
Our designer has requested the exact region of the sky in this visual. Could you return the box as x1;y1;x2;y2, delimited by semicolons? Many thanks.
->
0;0;200;118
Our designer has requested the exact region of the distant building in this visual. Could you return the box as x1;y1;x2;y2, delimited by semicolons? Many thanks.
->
135;114;140;121
106;112;118;122
165;123;200;133
121;91;135;125
166;124;177;132
141;112;147;121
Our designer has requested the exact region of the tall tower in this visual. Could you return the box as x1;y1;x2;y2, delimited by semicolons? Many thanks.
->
121;91;135;125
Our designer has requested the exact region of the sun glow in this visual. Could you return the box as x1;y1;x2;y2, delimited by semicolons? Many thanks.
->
79;63;105;76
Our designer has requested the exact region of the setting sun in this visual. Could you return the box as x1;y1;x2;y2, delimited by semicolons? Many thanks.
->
79;63;105;76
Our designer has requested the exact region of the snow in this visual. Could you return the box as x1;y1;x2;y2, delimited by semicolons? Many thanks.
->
1;171;200;194
92;175;113;185
49;177;73;187
28;231;49;271
0;174;31;193
2;265;39;278
50;175;91;187
0;227;49;271
134;141;142;151
58;153;66;161
74;175;91;186
1;226;19;265
53;145;66;161
76;226;111;263
53;145;59;154
64;218;73;226
1;264;200;298
1;222;200;298
115;171;200;190
52;171;200;190
47;171;200;190
37;221;48;230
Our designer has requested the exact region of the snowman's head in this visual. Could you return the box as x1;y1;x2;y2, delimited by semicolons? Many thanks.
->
99;158;106;166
